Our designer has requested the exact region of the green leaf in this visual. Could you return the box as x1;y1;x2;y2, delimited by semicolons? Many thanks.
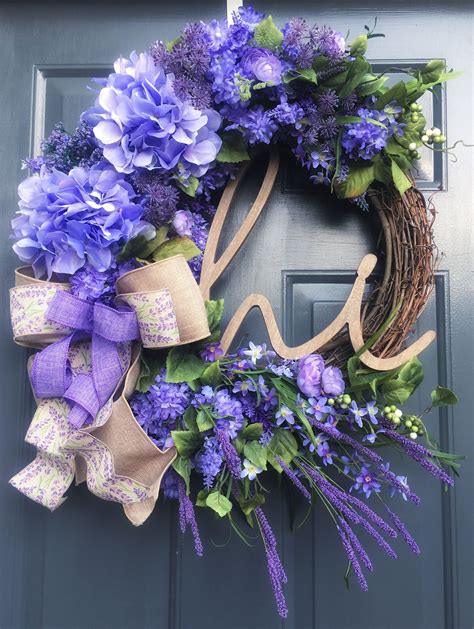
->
390;159;412;195
431;386;458;407
244;441;267;470
334;163;375;199
268;429;298;472
170;430;204;458
252;15;283;51
381;357;424;405
373;155;392;186
238;493;265;516
205;299;225;342
136;226;169;260
241;423;263;440
200;361;222;387
374;80;407;110
177;175;199;197
183;406;199;432
419;59;445;85
338;57;370;97
283;68;317;84
166;346;206;383
350;34;368;56
206;491;233;517
172;456;191;493
152;236;201;263
356;74;388;97
196;409;214;432
217;135;250;163
116;234;151;263
196;489;210;507
335;115;387;129
135;350;166;392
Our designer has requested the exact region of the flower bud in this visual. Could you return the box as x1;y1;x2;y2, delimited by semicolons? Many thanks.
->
432;127;441;136
408;142;417;151
350;34;368;56
410;432;418;439
421;134;429;142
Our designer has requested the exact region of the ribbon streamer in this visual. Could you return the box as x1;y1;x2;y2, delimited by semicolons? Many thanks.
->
9;254;210;524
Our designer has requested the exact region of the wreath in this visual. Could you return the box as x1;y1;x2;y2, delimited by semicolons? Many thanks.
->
9;7;461;619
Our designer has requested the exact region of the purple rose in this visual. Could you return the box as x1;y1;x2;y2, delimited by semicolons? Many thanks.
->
297;354;325;397
321;366;345;396
241;48;282;84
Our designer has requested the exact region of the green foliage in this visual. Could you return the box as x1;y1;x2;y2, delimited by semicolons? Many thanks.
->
374;80;407;110
206;491;233;517
238;493;265;516
170;430;204;458
283;68;318;85
177;175;199;197
350;34;368;56
268;429;298;472
196;489;209;507
431;386;458;407
244;441;267;470
166;346;206;383
334;163;375;199
152;236;201;263
418;59;445;85
217;134;250;163
183;406;199;432
241;422;263;440
172;457;191;493
252;15;283;50
356;74;388;97
196;409;214;432
205;299;225;342
135;350;166;392
116;234;150;263
200;361;222;387
390;159;412;195
381;357;424;405
338;57;371;98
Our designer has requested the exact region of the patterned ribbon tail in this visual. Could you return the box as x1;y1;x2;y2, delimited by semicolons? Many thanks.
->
9;255;210;525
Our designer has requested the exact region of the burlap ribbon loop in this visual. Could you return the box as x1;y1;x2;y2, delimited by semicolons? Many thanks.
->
9;254;210;525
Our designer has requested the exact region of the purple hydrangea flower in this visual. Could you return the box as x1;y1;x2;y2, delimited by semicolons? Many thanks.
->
321;366;345;396
12;164;149;278
87;51;222;176
297;354;325;397
341;108;389;161
241;47;282;84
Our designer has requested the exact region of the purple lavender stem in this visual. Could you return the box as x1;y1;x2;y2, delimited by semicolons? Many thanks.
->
216;429;242;479
337;525;368;591
309;417;383;464
276;457;312;502
385;507;421;555
255;507;288;619
339;517;373;572
178;479;204;557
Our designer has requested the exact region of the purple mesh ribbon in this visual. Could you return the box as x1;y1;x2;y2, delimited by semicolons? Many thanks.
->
31;291;140;428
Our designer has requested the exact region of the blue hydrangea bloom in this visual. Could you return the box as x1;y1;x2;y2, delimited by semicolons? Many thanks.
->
12;164;150;278
341;108;389;161
86;51;222;176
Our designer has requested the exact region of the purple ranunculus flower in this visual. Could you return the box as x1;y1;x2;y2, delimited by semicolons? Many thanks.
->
172;209;194;237
12;164;151;278
241;47;282;84
86;51;222;176
321;366;345;396
297;354;325;397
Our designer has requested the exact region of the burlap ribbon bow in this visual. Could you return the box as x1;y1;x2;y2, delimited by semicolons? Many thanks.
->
9;255;210;525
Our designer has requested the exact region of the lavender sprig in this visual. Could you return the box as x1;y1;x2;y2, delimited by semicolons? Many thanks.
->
276;457;312;502
178;479;204;557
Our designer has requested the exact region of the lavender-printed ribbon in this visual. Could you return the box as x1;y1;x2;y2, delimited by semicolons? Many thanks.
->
30;291;140;428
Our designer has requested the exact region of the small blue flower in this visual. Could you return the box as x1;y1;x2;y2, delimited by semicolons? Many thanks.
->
349;400;368;428
232;379;257;396
307;396;333;421
275;405;295;426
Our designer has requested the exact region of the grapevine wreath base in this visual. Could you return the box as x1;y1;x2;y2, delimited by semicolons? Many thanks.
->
8;7;460;619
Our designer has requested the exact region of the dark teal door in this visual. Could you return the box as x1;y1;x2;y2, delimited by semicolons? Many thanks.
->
0;1;472;628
